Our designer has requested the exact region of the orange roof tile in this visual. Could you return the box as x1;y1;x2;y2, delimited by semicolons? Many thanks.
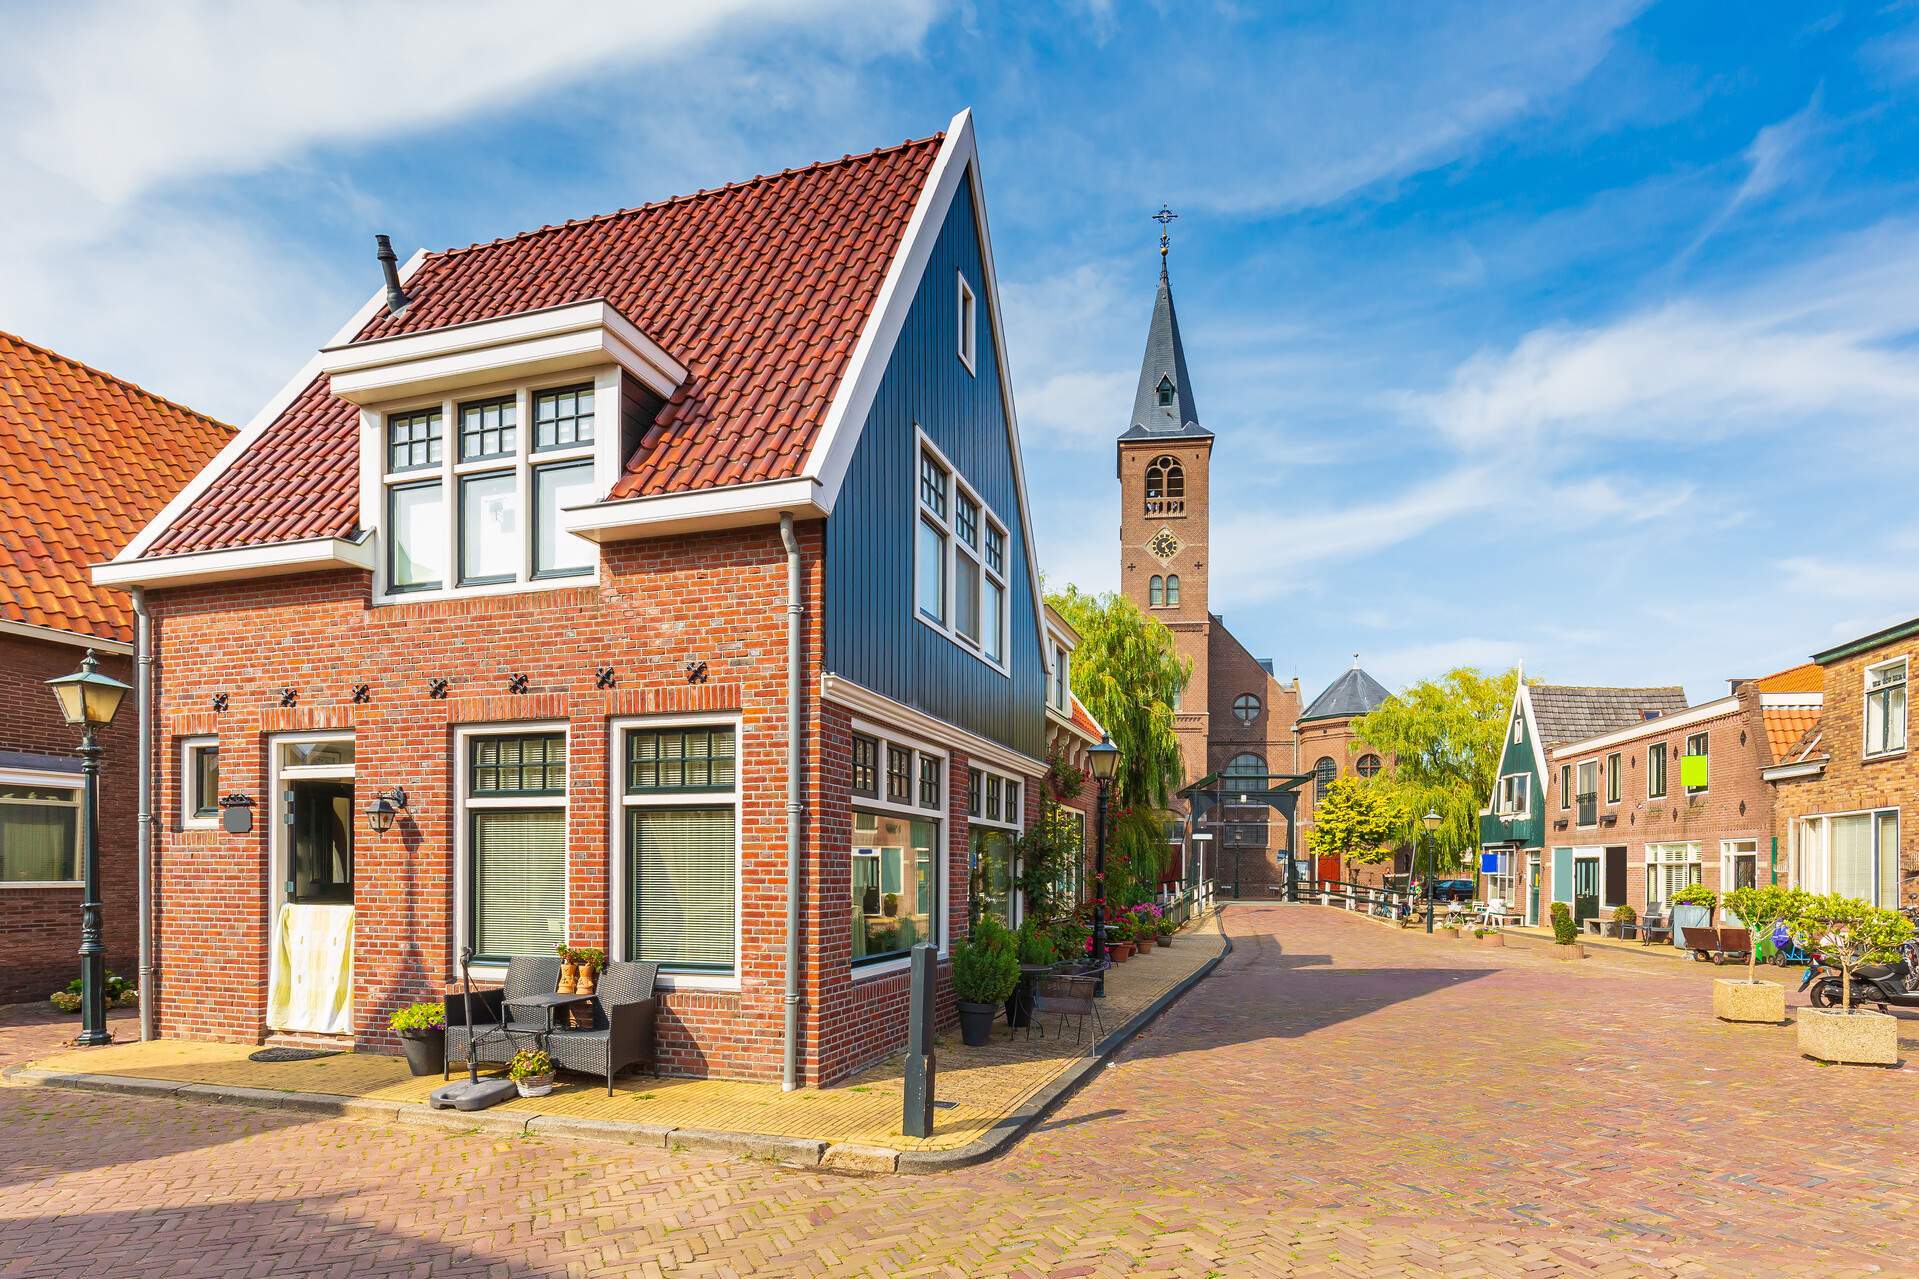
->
1069;694;1105;742
1763;707;1822;763
148;134;943;556
0;332;229;642
1754;662;1821;695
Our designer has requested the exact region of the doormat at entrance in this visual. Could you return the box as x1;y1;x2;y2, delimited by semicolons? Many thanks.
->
247;1048;340;1064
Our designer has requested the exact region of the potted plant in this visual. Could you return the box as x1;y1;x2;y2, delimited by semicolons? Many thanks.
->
1790;895;1914;1065
1713;885;1803;1024
555;944;579;994
507;1047;556;1097
1669;883;1717;949
882;892;900;918
1608;904;1636;940
388;1000;447;1076
1156;917;1175;948
952;920;1019;1046
1549;901;1583;960
1472;926;1502;947
1007;921;1056;1027
1107;913;1135;962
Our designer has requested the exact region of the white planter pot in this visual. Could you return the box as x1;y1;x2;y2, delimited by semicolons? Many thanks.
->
1797;1007;1899;1066
515;1073;556;1097
1712;979;1785;1024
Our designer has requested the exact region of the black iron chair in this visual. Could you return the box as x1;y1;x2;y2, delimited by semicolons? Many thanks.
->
1029;970;1105;1046
444;956;565;1077
545;960;659;1095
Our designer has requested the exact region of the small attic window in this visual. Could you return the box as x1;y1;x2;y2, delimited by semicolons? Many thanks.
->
956;272;977;374
1156;375;1174;407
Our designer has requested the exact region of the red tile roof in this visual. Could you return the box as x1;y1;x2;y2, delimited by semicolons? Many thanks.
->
0;332;230;642
1763;707;1821;763
1069;694;1104;741
1754;662;1821;695
147;134;943;556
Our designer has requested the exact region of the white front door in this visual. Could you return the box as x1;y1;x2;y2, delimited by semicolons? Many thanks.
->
266;735;356;1034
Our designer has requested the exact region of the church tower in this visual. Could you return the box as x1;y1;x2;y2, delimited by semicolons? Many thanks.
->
1118;219;1215;785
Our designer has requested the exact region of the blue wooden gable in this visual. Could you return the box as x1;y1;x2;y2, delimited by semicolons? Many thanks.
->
822;178;1047;759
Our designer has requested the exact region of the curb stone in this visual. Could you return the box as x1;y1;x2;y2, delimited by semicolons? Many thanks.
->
671;1127;825;1166
524;1113;674;1147
820;1143;901;1174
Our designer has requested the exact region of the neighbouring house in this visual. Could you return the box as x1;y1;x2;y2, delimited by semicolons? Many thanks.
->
93;111;1072;1085
1478;678;1689;927
1541;665;1821;933
1040;603;1108;905
0;331;228;1003
1765;618;1919;911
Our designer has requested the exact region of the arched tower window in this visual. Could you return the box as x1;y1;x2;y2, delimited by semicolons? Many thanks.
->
1149;575;1164;607
1156;375;1175;407
1224;753;1266;781
1356;753;1382;778
1144;455;1185;516
1314;756;1337;799
1165;574;1180;606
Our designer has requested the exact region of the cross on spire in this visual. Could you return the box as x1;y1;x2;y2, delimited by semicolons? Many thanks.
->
1151;204;1178;275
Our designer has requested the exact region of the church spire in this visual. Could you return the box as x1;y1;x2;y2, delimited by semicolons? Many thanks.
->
1121;206;1210;441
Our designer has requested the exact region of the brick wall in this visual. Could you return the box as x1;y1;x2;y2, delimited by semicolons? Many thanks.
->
1771;640;1919;910
0;635;138;1004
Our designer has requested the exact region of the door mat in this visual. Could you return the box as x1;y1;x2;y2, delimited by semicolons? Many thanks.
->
247;1047;340;1064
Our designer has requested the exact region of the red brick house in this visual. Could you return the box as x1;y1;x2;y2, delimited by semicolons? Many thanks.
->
96;111;1067;1086
1;332;228;1003
1540;666;1821;928
1766;619;1919;911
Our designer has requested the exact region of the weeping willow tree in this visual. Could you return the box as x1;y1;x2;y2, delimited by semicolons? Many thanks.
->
1349;665;1519;875
1047;586;1190;905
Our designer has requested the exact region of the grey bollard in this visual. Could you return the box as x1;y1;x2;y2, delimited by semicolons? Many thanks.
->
902;941;937;1139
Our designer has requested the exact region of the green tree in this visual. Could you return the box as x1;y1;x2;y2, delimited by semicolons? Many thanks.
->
1790;894;1917;1011
1722;884;1807;987
1350;665;1519;874
1048;586;1190;904
1305;775;1397;865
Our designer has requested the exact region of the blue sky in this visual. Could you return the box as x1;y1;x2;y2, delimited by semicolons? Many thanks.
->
6;1;1919;703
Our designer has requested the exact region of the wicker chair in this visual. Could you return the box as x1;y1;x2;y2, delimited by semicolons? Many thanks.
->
545;961;659;1095
444;956;564;1076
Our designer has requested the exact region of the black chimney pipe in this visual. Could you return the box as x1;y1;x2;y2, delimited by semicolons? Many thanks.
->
375;234;408;313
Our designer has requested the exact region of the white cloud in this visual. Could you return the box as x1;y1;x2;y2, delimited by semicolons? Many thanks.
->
1677;93;1823;267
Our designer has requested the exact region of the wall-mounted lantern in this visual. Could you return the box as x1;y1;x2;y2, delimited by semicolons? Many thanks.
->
365;786;408;835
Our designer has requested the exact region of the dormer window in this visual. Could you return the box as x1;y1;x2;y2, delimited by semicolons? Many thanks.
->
1156;375;1174;407
956;272;977;374
382;382;599;598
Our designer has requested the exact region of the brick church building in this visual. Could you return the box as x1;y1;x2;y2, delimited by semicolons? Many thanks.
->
1115;241;1389;897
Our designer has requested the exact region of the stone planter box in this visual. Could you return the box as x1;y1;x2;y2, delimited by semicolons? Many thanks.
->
1797;1007;1899;1065
1439;926;1461;938
1712;979;1785;1024
1551;942;1585;961
1475;932;1503;948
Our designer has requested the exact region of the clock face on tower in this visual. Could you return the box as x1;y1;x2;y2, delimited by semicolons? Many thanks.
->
1148;527;1181;562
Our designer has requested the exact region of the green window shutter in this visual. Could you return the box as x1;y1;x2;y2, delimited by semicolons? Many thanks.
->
471;809;566;960
1551;847;1574;905
628;807;735;972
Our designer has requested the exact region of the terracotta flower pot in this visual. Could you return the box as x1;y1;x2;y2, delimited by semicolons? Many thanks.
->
557;961;579;995
1475;932;1503;947
1110;941;1133;962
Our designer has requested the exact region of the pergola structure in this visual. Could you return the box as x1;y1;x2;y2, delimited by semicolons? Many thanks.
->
1176;768;1314;900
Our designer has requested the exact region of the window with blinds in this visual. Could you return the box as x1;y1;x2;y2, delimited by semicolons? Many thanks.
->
0;784;80;883
627;807;735;972
470;809;567;960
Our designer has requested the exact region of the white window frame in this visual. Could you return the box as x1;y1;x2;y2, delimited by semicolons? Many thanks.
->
369;371;606;606
454;722;570;980
180;735;221;829
1645;841;1702;910
1048;641;1070;712
0;766;84;888
965;760;1027;932
1498;772;1531;818
912;429;1010;675
607;713;743;991
1605;751;1621;805
1794;808;1901;908
1683;730;1709;796
1720;838;1760;896
1575;760;1598;826
1647;741;1668;799
1863;656;1908;759
849;717;952;980
956;271;977;374
267;731;355;920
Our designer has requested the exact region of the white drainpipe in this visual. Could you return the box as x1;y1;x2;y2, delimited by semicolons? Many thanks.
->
133;586;156;1041
779;513;804;1091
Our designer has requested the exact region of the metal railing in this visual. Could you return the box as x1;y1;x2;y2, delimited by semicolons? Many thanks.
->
1158;879;1217;927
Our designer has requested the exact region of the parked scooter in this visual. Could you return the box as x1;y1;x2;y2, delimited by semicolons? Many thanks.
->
1798;939;1919;1011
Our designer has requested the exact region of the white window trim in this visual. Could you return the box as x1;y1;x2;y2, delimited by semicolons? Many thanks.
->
1683;730;1709;796
912;428;1010;675
365;368;609;606
266;732;355;924
453;722;570;981
848;718;952;982
1644;841;1703;909
1793;807;1901;906
1862;655;1908;760
180;735;221;829
956;270;977;374
1605;751;1621;805
966;763;1027;833
0;765;84;888
607;713;743;992
1575;760;1598;826
1646;742;1668;800
1498;772;1531;819
1720;838;1760;893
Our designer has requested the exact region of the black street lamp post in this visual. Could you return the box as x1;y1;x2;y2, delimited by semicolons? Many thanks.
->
1086;736;1121;996
46;650;131;1047
1420;809;1443;934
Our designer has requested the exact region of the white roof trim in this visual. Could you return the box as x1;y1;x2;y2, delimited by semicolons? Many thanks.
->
94;536;375;590
822;672;1044;777
113;250;427;565
1761;758;1826;781
0;618;132;655
563;477;826;542
1759;691;1823;708
1549;694;1737;760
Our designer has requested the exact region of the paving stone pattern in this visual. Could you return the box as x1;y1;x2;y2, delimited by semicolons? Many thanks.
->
4;905;1916;1277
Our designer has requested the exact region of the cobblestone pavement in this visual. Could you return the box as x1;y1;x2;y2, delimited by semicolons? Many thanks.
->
4;905;1915;1278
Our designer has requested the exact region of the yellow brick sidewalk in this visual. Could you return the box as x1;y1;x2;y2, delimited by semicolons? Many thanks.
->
23;913;1223;1155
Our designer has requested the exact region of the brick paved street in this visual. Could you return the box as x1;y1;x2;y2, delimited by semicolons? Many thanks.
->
4;904;1916;1278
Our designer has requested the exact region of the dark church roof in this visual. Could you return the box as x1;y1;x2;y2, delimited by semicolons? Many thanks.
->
1119;257;1211;441
1300;659;1390;723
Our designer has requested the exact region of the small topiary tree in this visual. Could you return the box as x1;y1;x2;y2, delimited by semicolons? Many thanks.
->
1722;884;1807;987
1549;900;1577;945
952;931;1020;1006
1790;894;1917;1012
1670;883;1717;911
